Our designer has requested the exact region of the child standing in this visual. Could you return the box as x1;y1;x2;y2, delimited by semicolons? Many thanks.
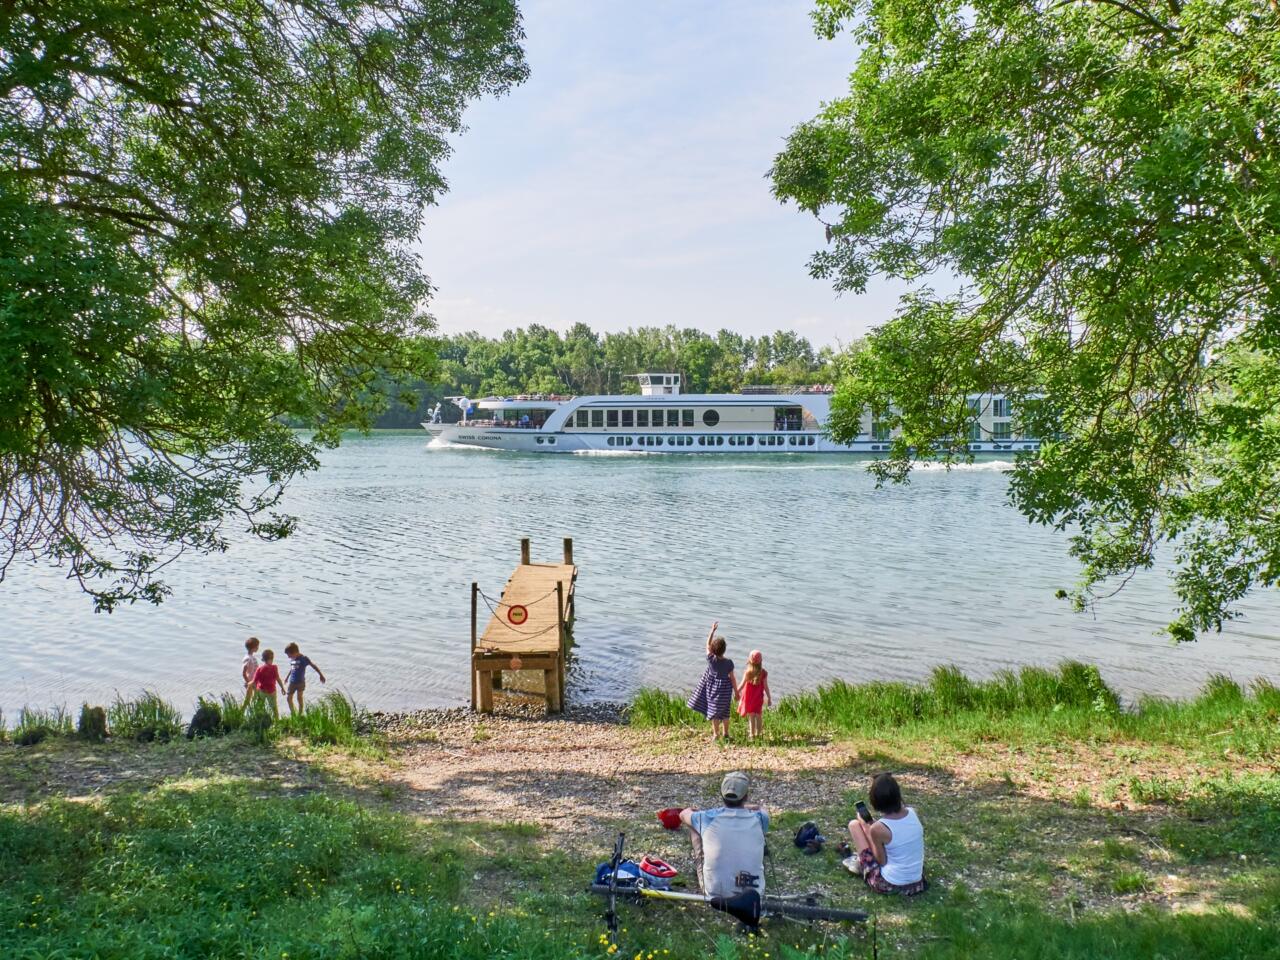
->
687;620;738;741
252;649;283;718
241;637;260;706
736;650;771;739
283;642;326;716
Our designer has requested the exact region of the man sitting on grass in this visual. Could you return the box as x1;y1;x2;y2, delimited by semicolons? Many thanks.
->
680;771;770;898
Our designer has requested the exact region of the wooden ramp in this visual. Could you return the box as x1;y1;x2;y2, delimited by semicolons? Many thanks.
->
471;538;577;714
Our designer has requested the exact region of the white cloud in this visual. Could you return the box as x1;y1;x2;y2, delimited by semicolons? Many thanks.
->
416;0;908;344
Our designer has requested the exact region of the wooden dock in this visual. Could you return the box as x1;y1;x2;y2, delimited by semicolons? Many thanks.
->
471;538;577;714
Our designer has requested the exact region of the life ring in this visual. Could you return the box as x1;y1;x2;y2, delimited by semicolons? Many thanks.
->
507;604;529;625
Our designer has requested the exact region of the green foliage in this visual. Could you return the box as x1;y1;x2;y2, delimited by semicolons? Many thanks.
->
772;0;1280;639
76;704;108;742
12;706;72;746
0;1;526;609
107;692;182;743
369;324;840;427
276;692;364;747
215;692;247;733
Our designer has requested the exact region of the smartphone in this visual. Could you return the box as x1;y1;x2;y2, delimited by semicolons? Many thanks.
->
855;801;873;823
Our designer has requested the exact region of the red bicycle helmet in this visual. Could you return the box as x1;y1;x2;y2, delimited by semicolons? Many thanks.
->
639;856;677;880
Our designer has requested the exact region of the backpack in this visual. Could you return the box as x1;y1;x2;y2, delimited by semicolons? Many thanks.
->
793;821;826;854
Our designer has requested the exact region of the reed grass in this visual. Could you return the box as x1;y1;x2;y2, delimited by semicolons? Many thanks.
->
11;706;72;746
275;691;363;746
107;692;183;743
631;662;1280;758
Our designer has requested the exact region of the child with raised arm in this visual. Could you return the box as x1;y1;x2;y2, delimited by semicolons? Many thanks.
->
736;650;771;739
283;641;326;715
686;620;738;741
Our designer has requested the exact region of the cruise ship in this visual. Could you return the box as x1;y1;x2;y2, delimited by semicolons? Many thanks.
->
421;373;1040;454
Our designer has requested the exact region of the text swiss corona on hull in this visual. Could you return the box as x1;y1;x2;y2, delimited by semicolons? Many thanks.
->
420;374;1041;454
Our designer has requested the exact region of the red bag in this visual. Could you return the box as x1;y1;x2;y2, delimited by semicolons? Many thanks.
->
656;807;683;830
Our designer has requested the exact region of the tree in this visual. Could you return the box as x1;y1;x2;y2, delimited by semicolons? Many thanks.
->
772;0;1280;640
0;1;526;608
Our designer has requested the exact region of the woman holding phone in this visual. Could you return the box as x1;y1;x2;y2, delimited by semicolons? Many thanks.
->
846;772;927;895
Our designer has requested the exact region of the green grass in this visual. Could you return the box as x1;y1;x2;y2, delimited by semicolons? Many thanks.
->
3;769;1277;960
11;707;73;746
275;691;365;746
632;663;1280;759
107;691;184;742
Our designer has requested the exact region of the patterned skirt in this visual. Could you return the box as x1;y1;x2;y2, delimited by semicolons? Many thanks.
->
687;670;733;721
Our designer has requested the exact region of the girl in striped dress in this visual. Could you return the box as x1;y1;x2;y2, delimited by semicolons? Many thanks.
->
687;620;738;740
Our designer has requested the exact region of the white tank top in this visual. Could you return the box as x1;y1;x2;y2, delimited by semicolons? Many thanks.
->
879;807;924;886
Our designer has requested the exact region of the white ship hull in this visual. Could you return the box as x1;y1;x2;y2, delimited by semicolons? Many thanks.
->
429;425;1039;456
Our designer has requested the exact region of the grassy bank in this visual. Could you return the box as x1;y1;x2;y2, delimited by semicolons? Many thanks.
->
631;662;1280;760
3;664;1279;958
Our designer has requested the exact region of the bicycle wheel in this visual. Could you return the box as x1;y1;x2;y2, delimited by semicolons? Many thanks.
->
763;900;868;923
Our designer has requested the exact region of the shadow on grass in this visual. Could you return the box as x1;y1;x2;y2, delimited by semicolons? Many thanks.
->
3;730;1278;959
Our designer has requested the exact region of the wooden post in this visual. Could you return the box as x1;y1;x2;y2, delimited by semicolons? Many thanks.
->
563;537;573;565
544;666;561;714
470;581;478;711
478;667;494;713
556;580;567;712
556;581;566;655
520;537;530;565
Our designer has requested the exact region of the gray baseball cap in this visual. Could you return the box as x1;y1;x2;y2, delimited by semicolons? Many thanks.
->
721;771;750;802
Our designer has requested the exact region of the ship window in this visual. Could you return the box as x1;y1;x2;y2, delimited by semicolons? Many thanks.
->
807;436;815;446
591;409;604;428
968;421;983;441
548;437;556;445
872;421;891;441
702;409;720;427
576;410;588;428
607;410;619;427
666;409;679;427
993;397;1011;418
622;410;634;427
536;437;544;444
637;409;649;427
993;421;1013;440
682;409;694;427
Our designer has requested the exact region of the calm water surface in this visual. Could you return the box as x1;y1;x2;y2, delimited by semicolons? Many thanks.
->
3;433;1279;713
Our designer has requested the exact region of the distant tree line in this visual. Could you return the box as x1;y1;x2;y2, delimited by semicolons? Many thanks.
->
371;324;841;427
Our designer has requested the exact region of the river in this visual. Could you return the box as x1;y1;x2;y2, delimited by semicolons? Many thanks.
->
3;432;1278;714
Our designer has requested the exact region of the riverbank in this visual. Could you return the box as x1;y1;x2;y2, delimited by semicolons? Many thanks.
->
3;667;1278;959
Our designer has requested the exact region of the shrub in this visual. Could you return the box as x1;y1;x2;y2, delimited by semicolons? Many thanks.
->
13;707;72;746
186;698;223;740
108;692;182;743
77;704;109;742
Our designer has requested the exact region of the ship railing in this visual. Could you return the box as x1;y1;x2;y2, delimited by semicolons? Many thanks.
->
740;384;836;395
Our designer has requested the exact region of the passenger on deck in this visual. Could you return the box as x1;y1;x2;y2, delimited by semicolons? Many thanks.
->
680;771;769;898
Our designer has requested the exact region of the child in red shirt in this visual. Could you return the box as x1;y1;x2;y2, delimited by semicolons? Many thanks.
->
252;649;283;717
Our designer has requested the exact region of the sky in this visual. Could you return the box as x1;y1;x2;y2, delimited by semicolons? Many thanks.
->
414;0;909;347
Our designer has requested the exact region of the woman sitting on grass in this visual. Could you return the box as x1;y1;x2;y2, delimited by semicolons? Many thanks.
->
847;772;927;896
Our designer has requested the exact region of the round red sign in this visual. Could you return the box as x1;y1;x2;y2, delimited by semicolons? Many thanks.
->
507;604;529;625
